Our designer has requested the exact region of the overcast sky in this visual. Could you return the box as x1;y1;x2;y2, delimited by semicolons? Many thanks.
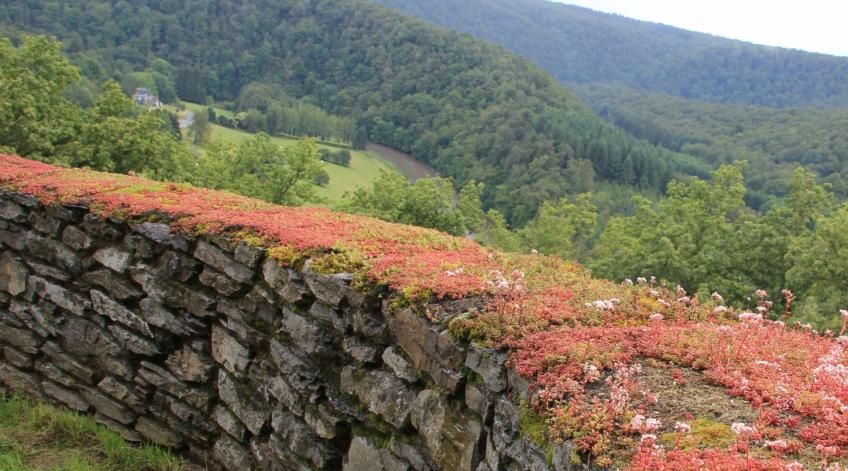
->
555;0;848;57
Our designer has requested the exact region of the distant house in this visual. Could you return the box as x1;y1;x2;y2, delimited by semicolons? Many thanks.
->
132;87;162;109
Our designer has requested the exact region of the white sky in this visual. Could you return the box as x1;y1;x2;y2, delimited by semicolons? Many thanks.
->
554;0;848;57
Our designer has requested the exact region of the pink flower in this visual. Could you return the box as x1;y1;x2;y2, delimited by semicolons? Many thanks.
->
841;309;848;321
649;313;664;321
711;291;724;303
764;439;788;452
644;418;662;432
730;422;757;436
738;312;763;322
674;422;691;434
756;289;768;298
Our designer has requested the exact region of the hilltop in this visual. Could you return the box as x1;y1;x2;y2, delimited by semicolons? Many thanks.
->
374;0;848;108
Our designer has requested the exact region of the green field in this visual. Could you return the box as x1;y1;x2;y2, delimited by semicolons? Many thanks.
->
173;103;397;204
0;393;189;471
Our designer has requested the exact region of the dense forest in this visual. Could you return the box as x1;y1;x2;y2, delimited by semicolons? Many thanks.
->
373;0;848;209
576;84;848;207
374;0;848;107
0;0;707;225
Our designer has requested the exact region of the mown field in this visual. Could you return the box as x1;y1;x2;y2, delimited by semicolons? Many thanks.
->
174;102;398;204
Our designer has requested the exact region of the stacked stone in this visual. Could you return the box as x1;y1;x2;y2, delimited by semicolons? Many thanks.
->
0;189;579;471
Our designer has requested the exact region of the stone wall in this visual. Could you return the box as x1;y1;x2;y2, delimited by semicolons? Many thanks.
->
0;189;577;470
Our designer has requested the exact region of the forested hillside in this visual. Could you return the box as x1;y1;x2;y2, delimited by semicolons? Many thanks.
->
577;84;848;206
0;0;704;225
373;0;848;208
374;0;848;107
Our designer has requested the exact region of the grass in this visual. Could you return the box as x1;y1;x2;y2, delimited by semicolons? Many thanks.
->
170;102;398;204
0;393;189;471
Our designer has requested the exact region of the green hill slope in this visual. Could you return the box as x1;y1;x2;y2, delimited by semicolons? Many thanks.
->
0;0;705;225
373;0;848;108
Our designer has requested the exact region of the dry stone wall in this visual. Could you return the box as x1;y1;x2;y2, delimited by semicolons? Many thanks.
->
0;189;578;470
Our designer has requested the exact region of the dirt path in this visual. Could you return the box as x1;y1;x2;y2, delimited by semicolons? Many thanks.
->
367;143;440;181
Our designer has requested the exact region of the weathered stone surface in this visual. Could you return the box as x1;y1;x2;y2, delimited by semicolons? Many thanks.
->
281;308;331;355
28;212;63;236
58;317;121;357
0;322;42;354
138;298;203;336
218;370;271;436
3;345;33;368
304;403;345;439
344;436;411;471
93;246;132;273
27;259;71;282
213;436;254;470
212;404;247;440
10;300;58;338
247;358;305;416
382;346;418;383
263;260;311;305
0;252;28;295
411;389;483;471
343;336;377;363
508;368;532;403
81;386;136;424
351;305;386;337
91;290;153;337
388;309;465;392
135;416;183;447
270;340;320;395
25;232;81;274
98;376;147;412
211;325;250;377
309;301;350;333
34;359;76;387
133;222;188;251
155;250;199;282
108;324;161;356
94;413;143;442
43;381;89;411
234;241;264;268
83;269;143;300
81;214;122;240
30;276;89;315
466;345;507;393
158;391;215;434
0;363;41;395
61;225;93;250
552;442;576;471
341;366;415;428
465;383;492;423
165;345;214;383
0;200;26;222
390;437;433;471
137;362;212;411
0;226;26;251
303;261;352;307
41;341;98;383
199;266;241;295
194;240;253;284
123;234;156;259
492;397;520;454
271;409;337;469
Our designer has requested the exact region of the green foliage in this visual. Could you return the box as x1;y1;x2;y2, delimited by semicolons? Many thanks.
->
195;134;324;205
0;35;80;160
343;171;486;236
376;0;848;108
786;205;848;330
520;194;598;261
